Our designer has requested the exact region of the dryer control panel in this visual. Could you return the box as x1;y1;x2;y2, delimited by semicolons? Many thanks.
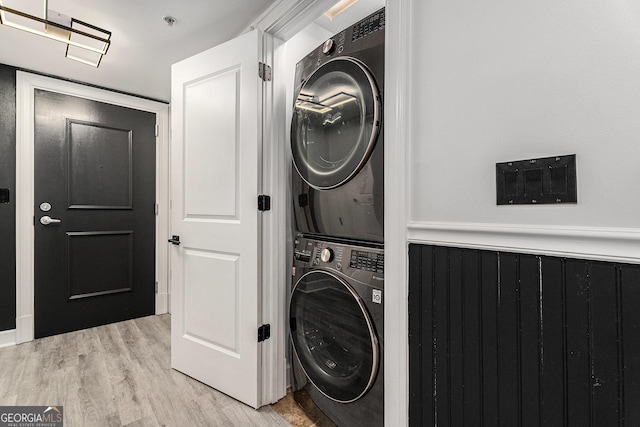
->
350;250;384;274
295;7;385;83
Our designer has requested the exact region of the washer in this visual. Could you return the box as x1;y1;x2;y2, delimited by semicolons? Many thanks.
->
290;236;384;426
291;8;385;244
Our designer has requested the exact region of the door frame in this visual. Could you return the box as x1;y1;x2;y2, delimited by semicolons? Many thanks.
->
253;0;408;422
15;71;170;344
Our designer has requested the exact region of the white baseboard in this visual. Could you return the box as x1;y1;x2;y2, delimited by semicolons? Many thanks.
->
15;315;33;344
408;221;640;264
0;329;16;348
156;292;169;315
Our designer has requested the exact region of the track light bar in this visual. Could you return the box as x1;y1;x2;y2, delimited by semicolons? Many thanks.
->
0;1;111;67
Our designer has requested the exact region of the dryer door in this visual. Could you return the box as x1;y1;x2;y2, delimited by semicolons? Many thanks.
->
290;270;379;403
291;57;381;189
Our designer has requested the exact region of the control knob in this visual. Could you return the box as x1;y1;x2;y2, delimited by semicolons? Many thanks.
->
320;248;334;263
322;39;335;55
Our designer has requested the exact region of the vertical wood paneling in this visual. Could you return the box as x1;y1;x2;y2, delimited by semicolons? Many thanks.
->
590;263;621;425
565;260;592;426
409;245;639;427
462;250;482;426
498;254;520;425
481;251;499;426
540;258;566;425
622;265;640;425
434;246;450;426
422;246;436;426
519;255;542;427
408;244;423;426
449;249;465;426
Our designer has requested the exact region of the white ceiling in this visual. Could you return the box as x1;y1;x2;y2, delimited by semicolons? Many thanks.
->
0;0;277;101
0;0;384;102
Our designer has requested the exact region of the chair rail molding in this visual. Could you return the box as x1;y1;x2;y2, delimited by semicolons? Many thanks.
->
408;221;640;264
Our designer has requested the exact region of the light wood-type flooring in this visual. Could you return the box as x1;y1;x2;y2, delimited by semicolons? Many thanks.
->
0;314;311;427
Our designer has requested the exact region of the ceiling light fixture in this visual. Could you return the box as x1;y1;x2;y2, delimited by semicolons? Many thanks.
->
323;0;359;20
0;0;111;67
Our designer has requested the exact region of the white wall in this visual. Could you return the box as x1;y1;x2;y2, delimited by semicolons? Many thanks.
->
407;0;640;261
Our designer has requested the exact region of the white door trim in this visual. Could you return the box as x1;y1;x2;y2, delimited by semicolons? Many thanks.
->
260;34;288;405
15;71;170;344
385;1;412;426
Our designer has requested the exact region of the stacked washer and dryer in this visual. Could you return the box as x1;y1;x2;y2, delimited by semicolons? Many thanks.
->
289;8;385;427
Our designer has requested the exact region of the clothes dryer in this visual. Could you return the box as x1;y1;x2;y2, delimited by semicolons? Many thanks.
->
291;8;385;244
290;236;384;426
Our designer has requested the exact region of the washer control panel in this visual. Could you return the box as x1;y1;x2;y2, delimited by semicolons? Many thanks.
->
350;250;384;274
293;236;384;276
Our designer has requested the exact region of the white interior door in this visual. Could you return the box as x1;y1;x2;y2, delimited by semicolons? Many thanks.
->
170;29;264;409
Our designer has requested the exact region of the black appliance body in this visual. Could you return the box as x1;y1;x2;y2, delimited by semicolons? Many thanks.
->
290;236;384;426
291;8;385;244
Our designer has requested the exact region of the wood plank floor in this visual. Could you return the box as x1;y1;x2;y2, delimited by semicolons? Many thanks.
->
0;314;291;426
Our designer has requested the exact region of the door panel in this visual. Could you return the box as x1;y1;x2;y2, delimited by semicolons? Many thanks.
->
183;249;240;352
67;231;133;299
171;29;263;409
34;89;156;338
68;120;132;209
184;69;239;218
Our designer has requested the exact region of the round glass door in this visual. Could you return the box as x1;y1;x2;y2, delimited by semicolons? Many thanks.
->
290;270;379;403
291;57;381;190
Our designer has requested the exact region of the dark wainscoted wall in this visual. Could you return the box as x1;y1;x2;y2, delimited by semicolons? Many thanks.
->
0;64;16;332
408;244;640;426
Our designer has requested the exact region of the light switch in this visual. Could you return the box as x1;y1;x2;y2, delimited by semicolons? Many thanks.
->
496;154;576;205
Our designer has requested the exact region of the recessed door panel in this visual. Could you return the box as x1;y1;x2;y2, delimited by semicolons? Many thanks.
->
67;231;133;299
183;248;239;354
68;120;132;209
184;69;239;220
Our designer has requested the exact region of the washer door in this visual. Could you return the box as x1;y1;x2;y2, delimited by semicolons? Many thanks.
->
290;270;379;403
291;57;381;190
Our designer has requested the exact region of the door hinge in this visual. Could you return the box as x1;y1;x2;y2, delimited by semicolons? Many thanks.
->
155;281;158;293
258;195;271;211
258;324;271;342
259;62;272;82
155;203;159;215
155;123;159;137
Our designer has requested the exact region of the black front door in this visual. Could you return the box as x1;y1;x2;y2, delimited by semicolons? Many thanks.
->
34;89;156;338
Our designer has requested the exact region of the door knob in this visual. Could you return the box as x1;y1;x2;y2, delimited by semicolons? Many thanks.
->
40;215;61;225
